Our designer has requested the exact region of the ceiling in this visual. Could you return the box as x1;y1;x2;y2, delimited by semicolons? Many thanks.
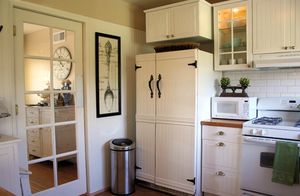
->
122;0;227;9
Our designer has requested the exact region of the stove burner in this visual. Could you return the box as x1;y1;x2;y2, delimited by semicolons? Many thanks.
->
252;117;283;125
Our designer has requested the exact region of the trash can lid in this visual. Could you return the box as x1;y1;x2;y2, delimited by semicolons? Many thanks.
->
110;138;135;151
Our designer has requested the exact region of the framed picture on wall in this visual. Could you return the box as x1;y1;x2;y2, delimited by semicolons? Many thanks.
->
95;32;121;117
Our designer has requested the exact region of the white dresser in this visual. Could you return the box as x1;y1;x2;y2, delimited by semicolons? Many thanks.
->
0;134;21;195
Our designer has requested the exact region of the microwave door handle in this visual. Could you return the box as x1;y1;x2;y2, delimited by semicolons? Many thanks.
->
243;137;300;147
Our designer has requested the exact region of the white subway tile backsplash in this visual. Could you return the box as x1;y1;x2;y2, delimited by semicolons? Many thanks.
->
223;68;300;98
288;86;300;93
267;80;280;86
280;80;295;86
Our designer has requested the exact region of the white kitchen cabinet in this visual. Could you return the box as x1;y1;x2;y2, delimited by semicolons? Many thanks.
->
253;0;300;54
213;0;252;71
145;0;212;43
0;135;21;195
202;125;241;196
136;49;220;195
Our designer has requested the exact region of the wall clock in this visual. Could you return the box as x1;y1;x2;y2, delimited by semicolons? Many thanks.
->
53;46;72;80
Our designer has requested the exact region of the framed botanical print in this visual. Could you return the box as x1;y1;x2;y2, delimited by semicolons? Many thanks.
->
95;32;121;117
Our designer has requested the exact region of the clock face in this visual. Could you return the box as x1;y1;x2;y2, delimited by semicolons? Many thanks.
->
53;47;72;80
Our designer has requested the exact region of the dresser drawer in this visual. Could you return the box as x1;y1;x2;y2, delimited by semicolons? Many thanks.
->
28;144;41;157
203;140;240;170
27;129;40;138
202;167;239;196
26;107;39;117
202;125;241;143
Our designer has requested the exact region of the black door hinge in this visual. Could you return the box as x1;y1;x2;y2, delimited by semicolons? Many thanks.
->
188;60;197;68
186;177;195;185
135;64;142;71
135;166;142;170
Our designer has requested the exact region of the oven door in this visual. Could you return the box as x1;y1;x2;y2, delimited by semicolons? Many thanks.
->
241;136;300;196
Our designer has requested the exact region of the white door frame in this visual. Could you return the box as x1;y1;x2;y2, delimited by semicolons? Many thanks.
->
14;7;86;195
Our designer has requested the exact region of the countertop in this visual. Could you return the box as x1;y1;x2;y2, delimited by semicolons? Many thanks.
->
201;119;246;128
0;134;21;145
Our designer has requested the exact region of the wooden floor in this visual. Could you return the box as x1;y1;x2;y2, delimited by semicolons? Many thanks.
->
29;160;78;193
96;185;171;196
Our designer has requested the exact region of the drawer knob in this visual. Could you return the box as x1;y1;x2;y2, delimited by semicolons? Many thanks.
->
166;35;170;38
216;142;225;147
216;131;224;136
216;171;225;176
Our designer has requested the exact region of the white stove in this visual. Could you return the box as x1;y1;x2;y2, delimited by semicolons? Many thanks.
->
240;98;300;196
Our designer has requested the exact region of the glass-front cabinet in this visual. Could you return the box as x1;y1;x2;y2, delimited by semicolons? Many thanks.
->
214;1;252;71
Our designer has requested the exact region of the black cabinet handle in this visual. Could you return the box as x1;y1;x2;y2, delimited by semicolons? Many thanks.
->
156;74;162;98
0;25;3;32
148;75;154;98
188;60;197;68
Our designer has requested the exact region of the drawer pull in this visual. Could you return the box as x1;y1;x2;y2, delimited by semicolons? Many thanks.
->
32;149;36;152
216;171;225;176
216;131;224;136
216;142;225;147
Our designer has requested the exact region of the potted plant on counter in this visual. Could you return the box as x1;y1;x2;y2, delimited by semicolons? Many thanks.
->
220;77;231;89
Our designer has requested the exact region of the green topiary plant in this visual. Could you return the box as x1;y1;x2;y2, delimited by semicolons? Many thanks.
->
220;77;231;88
239;77;250;88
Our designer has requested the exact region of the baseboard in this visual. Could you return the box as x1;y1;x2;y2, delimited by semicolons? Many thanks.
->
136;179;193;196
83;187;110;196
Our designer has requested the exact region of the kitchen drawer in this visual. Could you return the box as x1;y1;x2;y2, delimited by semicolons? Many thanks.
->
28;144;41;157
202;167;239;196
203;140;240;170
202;125;241;143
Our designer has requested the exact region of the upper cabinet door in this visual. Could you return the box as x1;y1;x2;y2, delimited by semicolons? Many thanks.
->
214;1;252;71
172;2;199;39
293;0;300;51
135;54;156;121
252;0;298;54
146;9;170;43
155;50;196;124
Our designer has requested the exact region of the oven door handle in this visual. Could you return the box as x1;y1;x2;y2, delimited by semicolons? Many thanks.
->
243;136;300;147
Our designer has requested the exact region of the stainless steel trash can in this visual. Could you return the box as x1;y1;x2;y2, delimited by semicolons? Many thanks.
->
110;138;135;195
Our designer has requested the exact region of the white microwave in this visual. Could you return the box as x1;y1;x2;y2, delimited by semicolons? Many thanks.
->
212;97;257;120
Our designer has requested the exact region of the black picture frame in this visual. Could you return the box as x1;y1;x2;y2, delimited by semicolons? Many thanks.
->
95;32;121;117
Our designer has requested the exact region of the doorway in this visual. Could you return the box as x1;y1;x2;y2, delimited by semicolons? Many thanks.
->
14;8;86;195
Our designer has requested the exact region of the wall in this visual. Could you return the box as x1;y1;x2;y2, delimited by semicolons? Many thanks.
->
22;0;145;31
223;68;300;97
84;18;149;193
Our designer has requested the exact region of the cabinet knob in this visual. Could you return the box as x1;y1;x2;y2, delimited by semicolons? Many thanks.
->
166;35;170;38
282;46;288;50
216;171;225;176
216;131;224;136
171;34;175;38
216;142;225;147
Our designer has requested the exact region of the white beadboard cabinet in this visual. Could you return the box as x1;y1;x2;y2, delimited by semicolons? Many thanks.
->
202;125;242;196
135;49;220;194
144;0;212;43
213;0;252;71
0;135;21;195
253;0;300;54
